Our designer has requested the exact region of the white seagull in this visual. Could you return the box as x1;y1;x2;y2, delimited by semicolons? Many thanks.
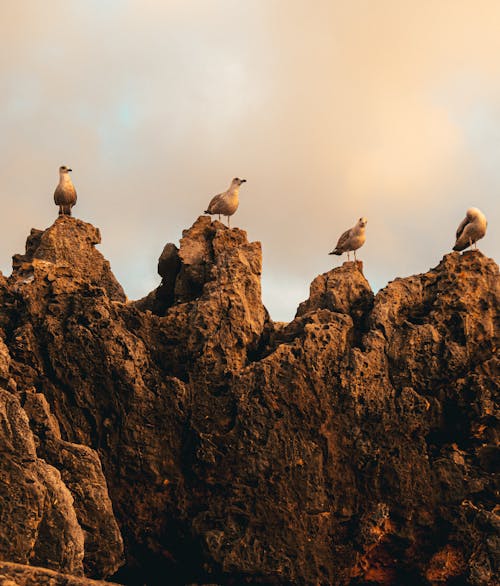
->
54;165;77;216
204;177;246;227
329;217;367;261
453;207;487;251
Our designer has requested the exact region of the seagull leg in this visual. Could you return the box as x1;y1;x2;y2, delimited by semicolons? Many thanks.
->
354;250;357;261
347;252;350;261
228;216;231;228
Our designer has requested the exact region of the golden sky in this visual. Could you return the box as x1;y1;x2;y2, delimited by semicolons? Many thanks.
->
0;1;499;320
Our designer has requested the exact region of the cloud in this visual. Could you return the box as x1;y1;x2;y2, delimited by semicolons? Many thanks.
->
0;1;498;320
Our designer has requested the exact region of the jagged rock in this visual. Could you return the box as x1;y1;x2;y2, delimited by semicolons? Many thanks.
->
295;259;374;318
24;389;124;578
276;259;373;345
135;216;270;379
11;217;125;302
0;338;11;384
134;243;181;314
0;387;84;575
0;561;121;585
0;218;124;580
0;215;497;586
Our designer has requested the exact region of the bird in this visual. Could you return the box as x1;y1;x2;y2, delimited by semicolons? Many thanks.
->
329;217;367;261
54;165;77;216
204;178;247;227
453;207;487;252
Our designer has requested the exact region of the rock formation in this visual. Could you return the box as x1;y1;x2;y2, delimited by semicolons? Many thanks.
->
0;561;121;586
0;214;497;585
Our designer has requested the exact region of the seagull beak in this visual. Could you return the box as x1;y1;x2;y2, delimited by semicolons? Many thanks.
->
67;168;72;172
240;179;247;183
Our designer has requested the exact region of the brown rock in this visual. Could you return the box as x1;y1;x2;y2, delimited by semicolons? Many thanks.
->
296;259;373;318
426;544;467;583
0;216;497;586
26;392;125;580
0;561;121;586
0;337;11;384
11;216;125;302
0;387;84;575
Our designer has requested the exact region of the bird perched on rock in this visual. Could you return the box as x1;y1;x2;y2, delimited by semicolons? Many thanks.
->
204;177;246;227
54;165;77;216
329;217;367;261
453;207;487;251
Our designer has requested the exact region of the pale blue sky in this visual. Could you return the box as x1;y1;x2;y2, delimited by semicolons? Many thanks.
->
0;1;499;321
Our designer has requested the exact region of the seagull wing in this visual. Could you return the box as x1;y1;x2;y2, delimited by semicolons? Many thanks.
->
334;228;352;252
455;216;469;240
205;192;224;214
54;185;63;205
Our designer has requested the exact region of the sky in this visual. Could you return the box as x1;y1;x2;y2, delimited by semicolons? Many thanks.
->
0;0;499;321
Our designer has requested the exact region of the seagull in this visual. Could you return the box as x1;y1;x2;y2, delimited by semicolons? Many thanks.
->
329;217;367;261
453;207;487;252
54;165;77;216
204;178;246;227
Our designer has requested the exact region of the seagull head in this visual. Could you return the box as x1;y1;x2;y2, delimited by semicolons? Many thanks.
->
466;207;482;220
59;165;72;174
358;217;368;228
232;178;247;186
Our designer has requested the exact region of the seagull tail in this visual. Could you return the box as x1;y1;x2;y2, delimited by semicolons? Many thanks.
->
329;249;342;255
453;236;470;251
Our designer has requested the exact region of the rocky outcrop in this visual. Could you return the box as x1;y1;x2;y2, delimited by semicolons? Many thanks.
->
0;218;124;579
0;385;84;575
11;218;125;302
0;214;497;585
0;561;121;586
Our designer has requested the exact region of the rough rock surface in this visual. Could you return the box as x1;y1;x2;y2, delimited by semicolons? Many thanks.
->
0;218;124;579
0;561;121;585
0;214;498;586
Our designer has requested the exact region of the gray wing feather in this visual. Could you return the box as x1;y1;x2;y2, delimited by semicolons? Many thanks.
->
206;192;223;213
455;216;469;240
335;228;352;251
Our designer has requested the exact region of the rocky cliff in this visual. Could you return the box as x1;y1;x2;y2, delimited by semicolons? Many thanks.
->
0;215;497;586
